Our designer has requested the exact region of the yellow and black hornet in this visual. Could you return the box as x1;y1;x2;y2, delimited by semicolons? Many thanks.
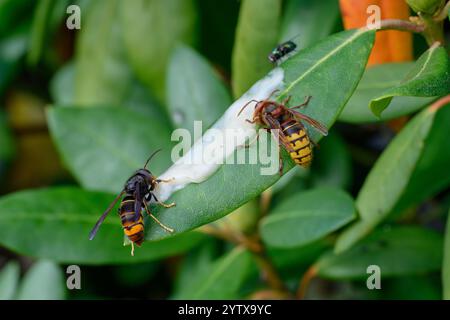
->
238;91;328;173
89;149;175;255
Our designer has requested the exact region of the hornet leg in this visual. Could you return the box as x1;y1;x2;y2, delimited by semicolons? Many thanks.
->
156;178;174;183
144;201;174;233
291;95;312;109
152;193;176;208
278;153;284;176
282;95;292;106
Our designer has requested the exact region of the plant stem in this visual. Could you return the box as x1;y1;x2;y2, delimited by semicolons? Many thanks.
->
200;225;262;252
199;224;291;296
367;16;445;46
419;13;445;45
252;250;289;293
376;19;425;33
249;289;292;300
260;188;273;217
429;94;450;113
296;264;318;299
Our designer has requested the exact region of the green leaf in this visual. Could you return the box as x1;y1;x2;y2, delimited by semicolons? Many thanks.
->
277;29;374;143
177;247;252;299
317;226;443;279
50;62;75;105
0;187;204;264
444;209;450;300
73;0;170;116
392;104;450;214
268;240;329;272
16;260;65;300
74;0;133;106
120;0;197;103
0;31;28;62
0;0;34;38
280;0;339;49
124;80;173;123
0;261;20;300
51;62;171;124
406;0;446;15
260;187;355;248
27;0;69;65
166;45;231;133
172;241;218;299
146;29;374;240
310;132;352;190
370;45;450;117
336;106;438;253
47;107;173;193
340;63;435;123
269;165;308;195
27;0;53;66
231;0;281;97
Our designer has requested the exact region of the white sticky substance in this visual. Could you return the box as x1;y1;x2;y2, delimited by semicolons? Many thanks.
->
154;68;285;202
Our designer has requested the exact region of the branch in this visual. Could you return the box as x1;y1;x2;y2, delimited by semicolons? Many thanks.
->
253;252;290;294
199;224;262;252
377;19;425;33
429;94;450;113
199;224;291;295
296;265;318;299
260;188;273;217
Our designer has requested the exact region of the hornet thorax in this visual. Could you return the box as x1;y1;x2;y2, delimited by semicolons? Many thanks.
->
124;169;156;195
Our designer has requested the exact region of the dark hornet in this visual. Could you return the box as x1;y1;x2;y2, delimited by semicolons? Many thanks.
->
88;149;175;256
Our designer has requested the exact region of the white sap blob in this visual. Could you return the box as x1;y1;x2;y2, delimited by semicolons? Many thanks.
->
154;68;285;202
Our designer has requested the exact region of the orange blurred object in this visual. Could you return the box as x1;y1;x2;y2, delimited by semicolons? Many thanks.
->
340;0;413;66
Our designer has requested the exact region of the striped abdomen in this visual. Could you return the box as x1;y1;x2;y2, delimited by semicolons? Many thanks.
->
281;119;312;167
119;195;144;246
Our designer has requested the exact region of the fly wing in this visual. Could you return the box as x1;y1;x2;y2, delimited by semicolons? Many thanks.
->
89;190;125;240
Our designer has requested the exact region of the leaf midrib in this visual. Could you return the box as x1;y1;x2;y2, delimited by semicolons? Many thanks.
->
402;45;436;85
279;29;367;98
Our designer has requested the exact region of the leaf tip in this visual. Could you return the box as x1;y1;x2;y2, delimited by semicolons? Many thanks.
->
369;97;393;118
